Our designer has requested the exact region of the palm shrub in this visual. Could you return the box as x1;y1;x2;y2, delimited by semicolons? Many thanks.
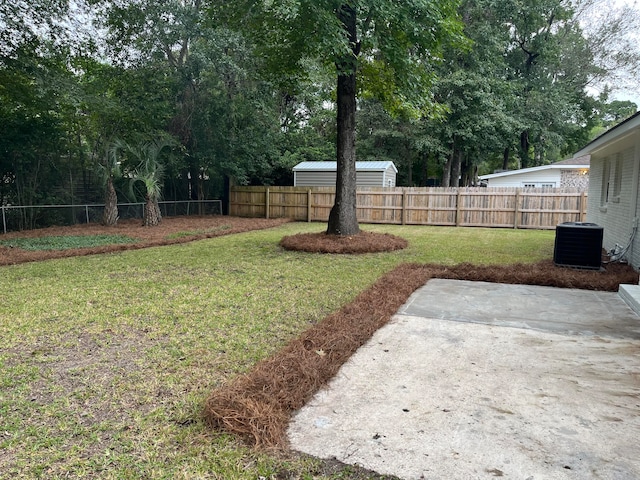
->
136;157;165;227
98;141;123;226
126;138;172;227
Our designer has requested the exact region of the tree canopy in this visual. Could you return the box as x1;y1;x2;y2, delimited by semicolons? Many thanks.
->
0;0;638;229
231;0;466;234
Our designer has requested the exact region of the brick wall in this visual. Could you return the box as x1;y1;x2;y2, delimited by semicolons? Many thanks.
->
560;169;589;189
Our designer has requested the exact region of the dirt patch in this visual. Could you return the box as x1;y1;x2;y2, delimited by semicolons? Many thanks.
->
203;260;638;449
0;216;290;266
11;330;160;422
280;231;408;254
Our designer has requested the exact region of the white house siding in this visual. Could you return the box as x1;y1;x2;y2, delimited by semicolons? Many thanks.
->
485;169;562;187
586;145;637;262
633;142;640;269
576;112;640;269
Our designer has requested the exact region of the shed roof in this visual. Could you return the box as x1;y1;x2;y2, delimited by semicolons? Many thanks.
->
293;161;398;173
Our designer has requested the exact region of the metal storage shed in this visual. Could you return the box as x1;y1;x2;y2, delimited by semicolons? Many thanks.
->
293;161;398;187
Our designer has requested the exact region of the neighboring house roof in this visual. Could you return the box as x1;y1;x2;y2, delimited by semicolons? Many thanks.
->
553;155;590;166
293;161;398;173
574;111;640;158
478;158;589;180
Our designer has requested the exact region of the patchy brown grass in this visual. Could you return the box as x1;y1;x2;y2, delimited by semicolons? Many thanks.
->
203;257;638;449
0;216;290;266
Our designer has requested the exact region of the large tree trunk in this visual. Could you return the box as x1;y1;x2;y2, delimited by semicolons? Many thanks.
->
102;177;119;226
502;147;510;171
442;145;453;188
420;152;429;186
327;4;359;236
519;130;530;169
451;149;462;187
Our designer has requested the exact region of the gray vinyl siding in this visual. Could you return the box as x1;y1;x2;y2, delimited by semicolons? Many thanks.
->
355;171;384;186
294;171;336;187
296;170;385;187
384;166;397;187
293;161;397;187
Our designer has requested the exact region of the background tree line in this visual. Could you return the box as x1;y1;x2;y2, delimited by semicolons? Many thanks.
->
1;0;638;228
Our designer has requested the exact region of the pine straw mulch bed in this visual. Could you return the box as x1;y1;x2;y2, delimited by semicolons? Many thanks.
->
203;259;638;450
280;231;408;253
0;216;291;266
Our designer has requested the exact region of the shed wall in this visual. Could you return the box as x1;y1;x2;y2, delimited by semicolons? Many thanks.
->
356;171;384;187
384;166;397;187
294;169;394;187
294;171;336;187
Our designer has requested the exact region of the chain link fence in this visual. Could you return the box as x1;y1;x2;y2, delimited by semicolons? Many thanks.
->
1;200;223;234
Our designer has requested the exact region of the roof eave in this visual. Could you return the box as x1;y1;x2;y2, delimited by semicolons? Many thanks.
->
478;164;588;180
574;112;640;158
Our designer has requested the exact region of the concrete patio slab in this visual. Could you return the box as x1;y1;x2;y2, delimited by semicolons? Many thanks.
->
288;280;640;480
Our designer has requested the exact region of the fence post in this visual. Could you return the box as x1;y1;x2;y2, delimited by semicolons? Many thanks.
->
580;191;587;221
2;206;6;234
307;190;312;222
455;189;462;227
265;188;270;219
402;189;407;225
514;189;521;229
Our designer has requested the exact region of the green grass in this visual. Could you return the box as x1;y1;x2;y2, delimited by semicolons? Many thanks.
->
0;234;137;251
164;224;232;240
0;223;555;479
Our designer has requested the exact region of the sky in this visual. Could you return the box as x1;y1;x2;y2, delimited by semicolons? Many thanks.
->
584;0;640;106
611;0;639;107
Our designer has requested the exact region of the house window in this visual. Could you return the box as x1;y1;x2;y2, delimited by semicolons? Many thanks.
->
612;153;623;199
522;182;556;188
601;158;611;207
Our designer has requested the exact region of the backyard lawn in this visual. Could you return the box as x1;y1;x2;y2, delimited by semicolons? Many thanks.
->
1;221;558;478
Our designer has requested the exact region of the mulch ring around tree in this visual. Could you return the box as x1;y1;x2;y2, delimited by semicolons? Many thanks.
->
280;230;408;254
203;260;638;449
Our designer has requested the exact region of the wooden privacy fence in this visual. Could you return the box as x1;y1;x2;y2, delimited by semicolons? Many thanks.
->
230;186;588;229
